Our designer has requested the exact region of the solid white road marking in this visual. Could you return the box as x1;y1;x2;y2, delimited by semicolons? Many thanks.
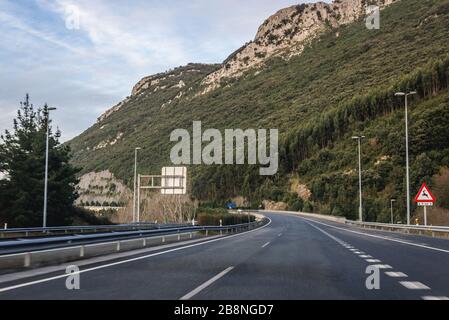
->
180;267;234;300
0;235;223;285
302;217;439;295
359;255;372;258
262;242;270;248
0;218;272;293
307;223;346;246
385;272;408;278
400;281;430;290
366;259;381;263
422;296;449;300
297;216;449;254
278;233;282;237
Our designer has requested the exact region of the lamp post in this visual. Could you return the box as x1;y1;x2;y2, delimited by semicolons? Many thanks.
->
133;147;142;223
395;91;417;225
390;199;396;224
43;106;57;228
352;135;365;222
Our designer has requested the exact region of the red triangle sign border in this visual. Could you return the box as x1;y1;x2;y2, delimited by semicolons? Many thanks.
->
414;182;436;203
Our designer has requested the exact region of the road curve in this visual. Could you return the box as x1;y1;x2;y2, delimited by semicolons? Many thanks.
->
0;212;448;300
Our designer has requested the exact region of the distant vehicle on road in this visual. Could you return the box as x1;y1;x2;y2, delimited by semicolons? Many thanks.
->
226;202;237;210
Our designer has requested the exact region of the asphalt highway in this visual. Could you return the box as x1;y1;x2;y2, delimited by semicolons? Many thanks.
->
0;212;448;300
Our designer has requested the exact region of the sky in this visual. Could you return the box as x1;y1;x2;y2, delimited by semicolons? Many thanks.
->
0;0;328;141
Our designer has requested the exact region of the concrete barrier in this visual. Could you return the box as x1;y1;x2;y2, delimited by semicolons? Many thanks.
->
260;210;346;224
0;232;200;273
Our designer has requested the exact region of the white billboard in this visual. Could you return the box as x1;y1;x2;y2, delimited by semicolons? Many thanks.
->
161;167;187;195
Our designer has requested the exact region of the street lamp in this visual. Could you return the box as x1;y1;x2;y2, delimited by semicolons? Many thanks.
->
133;147;142;223
352;135;365;222
390;199;396;224
395;91;417;225
43;106;57;228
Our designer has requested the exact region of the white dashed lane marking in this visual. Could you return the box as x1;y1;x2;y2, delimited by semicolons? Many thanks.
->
385;272;408;278
422;296;449;300
400;281;430;290
262;242;270;248
304;220;442;298
371;264;392;269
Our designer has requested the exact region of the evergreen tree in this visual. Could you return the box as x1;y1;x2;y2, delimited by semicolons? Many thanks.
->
0;95;80;227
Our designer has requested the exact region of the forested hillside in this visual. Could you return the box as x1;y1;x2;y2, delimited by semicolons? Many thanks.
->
68;0;449;223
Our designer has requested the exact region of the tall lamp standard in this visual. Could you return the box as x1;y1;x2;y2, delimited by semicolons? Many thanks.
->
395;91;417;225
133;147;142;223
352;135;366;222
43;106;57;228
390;199;397;224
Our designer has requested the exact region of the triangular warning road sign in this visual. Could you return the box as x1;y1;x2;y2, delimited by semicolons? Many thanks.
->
415;183;436;203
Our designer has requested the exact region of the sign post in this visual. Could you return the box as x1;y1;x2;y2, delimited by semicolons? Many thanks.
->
414;183;436;226
137;167;187;222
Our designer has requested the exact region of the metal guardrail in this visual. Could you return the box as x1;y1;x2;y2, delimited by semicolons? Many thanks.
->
0;219;268;271
0;220;267;253
267;209;449;239
346;220;449;237
0;223;190;238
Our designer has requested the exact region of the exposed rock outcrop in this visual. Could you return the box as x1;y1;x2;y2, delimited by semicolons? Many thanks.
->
199;0;399;94
76;170;131;207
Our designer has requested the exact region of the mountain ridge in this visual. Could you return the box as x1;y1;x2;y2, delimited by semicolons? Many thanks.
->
67;0;449;223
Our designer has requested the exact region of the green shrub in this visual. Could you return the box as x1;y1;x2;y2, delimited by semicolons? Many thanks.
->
197;208;255;226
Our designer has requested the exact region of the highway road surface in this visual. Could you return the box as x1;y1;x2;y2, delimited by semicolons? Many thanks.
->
0;212;448;300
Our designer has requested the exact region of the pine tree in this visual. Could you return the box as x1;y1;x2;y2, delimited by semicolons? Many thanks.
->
0;95;80;227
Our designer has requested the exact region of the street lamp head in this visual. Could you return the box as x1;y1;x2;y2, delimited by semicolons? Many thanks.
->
395;92;405;96
409;91;417;95
135;147;142;150
352;136;366;140
47;107;57;111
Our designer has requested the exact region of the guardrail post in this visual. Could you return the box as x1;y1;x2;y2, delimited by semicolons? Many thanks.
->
116;241;121;252
162;236;165;243
206;230;208;237
143;239;146;247
190;232;193;239
178;233;181;241
80;246;85;258
24;253;31;267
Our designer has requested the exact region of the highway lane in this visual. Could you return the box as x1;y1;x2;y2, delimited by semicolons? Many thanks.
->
0;212;448;300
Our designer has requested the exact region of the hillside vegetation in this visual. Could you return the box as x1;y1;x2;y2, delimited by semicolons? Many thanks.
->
68;0;449;223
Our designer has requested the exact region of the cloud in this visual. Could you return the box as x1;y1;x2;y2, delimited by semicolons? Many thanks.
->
0;0;327;141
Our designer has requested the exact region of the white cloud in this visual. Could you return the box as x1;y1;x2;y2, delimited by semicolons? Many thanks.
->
0;0;327;141
39;0;191;67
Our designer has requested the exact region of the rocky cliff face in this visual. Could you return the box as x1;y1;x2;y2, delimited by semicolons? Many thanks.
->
97;1;400;120
199;0;399;95
97;63;218;123
80;0;401;197
76;170;131;207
